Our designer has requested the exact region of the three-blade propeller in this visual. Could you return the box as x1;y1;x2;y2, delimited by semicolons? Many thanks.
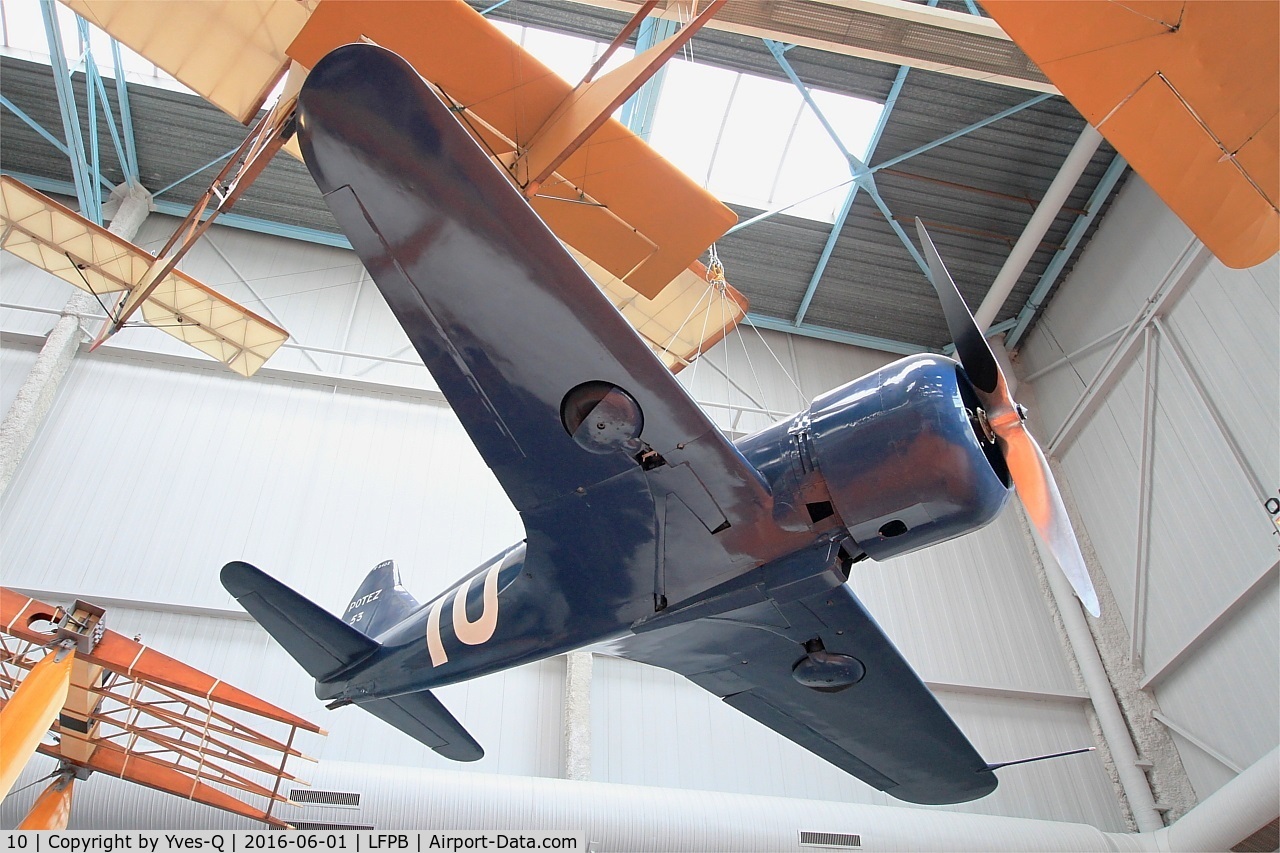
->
916;219;1101;617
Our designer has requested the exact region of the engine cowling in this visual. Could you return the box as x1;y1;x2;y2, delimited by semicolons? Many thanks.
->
805;354;1010;561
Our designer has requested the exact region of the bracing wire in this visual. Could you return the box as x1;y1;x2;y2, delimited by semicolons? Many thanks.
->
64;251;118;321
688;272;716;391
658;278;715;366
744;315;806;398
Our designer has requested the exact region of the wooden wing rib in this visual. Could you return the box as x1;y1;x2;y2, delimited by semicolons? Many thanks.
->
0;177;287;377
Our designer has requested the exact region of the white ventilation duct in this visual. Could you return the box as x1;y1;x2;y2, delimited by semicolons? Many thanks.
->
34;747;1276;851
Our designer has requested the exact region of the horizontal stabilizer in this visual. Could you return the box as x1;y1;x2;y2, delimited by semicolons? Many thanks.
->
221;560;378;682
356;690;483;762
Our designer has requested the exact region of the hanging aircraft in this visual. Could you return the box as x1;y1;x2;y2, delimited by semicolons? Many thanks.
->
221;43;1101;806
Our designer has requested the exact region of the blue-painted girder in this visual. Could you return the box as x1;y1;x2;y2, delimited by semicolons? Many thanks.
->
110;39;139;183
746;313;930;356
620;16;677;137
80;19;103;222
0;96;108;186
155;148;238;198
793;64;910;325
763;39;857;164
41;0;101;224
756;37;1054;290
723;91;1054;238
88;71;129;183
748;41;1085;355
868;93;1054;176
1006;155;1128;349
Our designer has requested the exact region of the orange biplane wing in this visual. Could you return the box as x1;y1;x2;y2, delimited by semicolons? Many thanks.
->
62;0;746;368
0;588;322;828
983;0;1278;269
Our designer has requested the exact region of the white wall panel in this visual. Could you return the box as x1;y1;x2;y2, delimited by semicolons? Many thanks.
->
0;250;78;336
851;508;1078;693
1019;175;1280;800
1160;255;1279;497
1055;367;1144;634
1154;582;1279;800
789;333;897;401
1;337;38;412
1141;345;1277;667
677;327;807;435
0;350;521;611
591;653;872;801
1020;181;1196;387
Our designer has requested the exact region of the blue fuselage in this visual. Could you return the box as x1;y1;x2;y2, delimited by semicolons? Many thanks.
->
316;354;1009;704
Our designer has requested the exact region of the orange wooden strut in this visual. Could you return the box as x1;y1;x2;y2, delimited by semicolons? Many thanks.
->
18;776;75;830
0;650;74;798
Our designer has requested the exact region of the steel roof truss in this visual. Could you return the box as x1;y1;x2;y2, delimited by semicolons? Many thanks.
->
41;0;100;224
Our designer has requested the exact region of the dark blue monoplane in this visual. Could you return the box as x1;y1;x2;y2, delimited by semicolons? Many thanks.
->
222;44;1099;806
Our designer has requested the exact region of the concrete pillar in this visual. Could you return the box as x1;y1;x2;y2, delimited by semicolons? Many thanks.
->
1008;338;1198;824
562;651;592;781
0;183;152;498
1008;344;1184;832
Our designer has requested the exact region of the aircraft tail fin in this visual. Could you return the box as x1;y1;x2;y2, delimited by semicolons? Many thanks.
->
221;560;380;682
221;560;483;761
343;560;421;638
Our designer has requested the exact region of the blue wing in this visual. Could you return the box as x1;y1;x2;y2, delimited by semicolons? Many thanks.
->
296;44;807;622
297;44;770;520
612;581;999;805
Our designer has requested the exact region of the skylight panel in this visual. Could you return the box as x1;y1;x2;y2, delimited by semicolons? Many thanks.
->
773;90;883;221
644;58;884;224
521;26;602;85
645;60;737;185
704;72;804;209
493;20;634;90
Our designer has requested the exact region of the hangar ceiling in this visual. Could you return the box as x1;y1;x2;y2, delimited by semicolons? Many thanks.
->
0;0;1124;354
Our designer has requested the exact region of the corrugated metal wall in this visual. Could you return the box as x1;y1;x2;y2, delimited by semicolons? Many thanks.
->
1018;176;1279;802
3;181;1246;832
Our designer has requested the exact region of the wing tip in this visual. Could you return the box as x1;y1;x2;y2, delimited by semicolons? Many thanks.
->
889;768;999;805
220;560;264;598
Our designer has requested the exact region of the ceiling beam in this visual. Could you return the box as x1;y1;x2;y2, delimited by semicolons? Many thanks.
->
566;0;1057;92
746;313;929;356
1006;154;1127;349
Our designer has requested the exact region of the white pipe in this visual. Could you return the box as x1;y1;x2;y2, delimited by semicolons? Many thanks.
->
1107;747;1279;853
975;124;1104;331
40;750;1278;851
1006;359;1166;834
1031;486;1166;833
1158;746;1278;852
